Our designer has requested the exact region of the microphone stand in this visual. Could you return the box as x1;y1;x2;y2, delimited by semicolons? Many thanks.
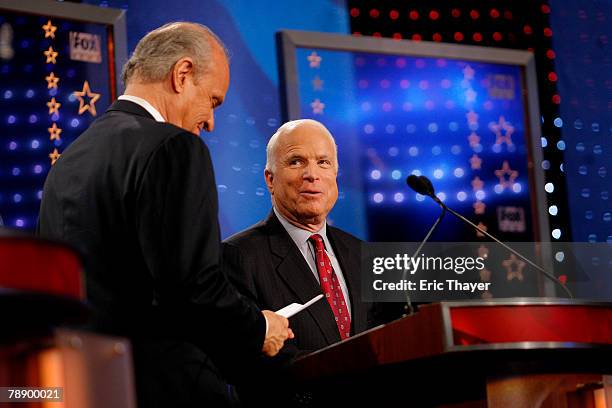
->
402;206;447;315
426;193;574;299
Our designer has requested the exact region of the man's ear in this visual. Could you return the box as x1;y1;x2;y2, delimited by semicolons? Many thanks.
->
264;169;274;194
171;57;194;93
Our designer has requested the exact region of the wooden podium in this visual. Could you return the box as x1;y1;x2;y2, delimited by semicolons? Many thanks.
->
291;300;612;407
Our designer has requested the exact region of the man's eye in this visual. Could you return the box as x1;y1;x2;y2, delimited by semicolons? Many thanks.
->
289;159;303;166
319;160;332;167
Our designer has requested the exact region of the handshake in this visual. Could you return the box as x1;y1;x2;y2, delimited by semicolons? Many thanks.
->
261;310;295;356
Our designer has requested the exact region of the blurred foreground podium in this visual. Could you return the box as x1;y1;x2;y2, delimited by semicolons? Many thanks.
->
292;300;612;408
0;230;136;408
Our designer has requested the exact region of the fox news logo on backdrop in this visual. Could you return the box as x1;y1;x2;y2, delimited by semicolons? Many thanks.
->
69;32;101;63
497;206;526;233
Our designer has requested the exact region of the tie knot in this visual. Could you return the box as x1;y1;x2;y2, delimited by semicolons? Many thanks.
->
309;234;325;250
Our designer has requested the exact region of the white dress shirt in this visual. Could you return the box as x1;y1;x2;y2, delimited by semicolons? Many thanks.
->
118;95;166;122
273;207;352;315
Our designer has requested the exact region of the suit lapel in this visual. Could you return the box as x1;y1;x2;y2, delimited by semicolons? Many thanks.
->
265;212;340;344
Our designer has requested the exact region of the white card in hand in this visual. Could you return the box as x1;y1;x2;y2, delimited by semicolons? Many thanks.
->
275;294;324;318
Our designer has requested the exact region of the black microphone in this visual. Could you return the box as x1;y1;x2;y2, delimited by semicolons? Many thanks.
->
402;175;447;315
407;175;573;299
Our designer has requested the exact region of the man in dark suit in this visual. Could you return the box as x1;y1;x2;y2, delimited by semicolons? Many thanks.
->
37;22;292;408
223;120;371;401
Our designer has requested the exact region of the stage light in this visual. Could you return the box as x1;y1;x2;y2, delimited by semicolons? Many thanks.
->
490;9;500;18
494;184;504;194
552;229;561;239
548;72;558;82
576;142;585;151
388;146;398;156
350;8;359;18
369;9;380;18
545;182;555;193
546;49;556;59
555;251;564;262
389;10;399;20
9;141;17;150
541;137;548;147
411;34;422;41
409;10;419;20
415;194;425;202
549;205;558;215
454;32;464;42
371;170;381;180
432;33;442;42
13;193;22;203
585;210;593;220
394;192;404;203
552;94;561;104
392;33;402;40
429;10;439;20
4;90;13;99
391;170;402;180
373;193;384;203
523;25;533;35
433;169;444;179
12;167;20;176
31;139;40;149
457;191;467;201
436;192;446;202
473;32;483;42
556;140;566;150
7;115;16;124
34;165;43;174
411;169;422;176
475;190;486;200
470;10;480;20
28;114;37;123
493;32;502;42
544;28;553;37
553;117;563;127
454;168;464;178
432;145;441;155
451;9;461;18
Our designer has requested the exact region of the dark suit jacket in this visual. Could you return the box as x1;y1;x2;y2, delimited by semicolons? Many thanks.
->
223;211;370;358
37;100;265;407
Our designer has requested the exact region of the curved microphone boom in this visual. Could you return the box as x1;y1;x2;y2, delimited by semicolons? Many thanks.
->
406;175;574;299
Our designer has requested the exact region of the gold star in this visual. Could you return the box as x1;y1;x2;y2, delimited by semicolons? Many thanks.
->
503;253;526;281
42;20;57;39
310;98;325;115
44;46;58;64
49;148;61;165
470;154;482;170
48;123;62;141
471;176;484;191
494;160;519;190
468;132;480;148
473;200;486;215
74;80;101;116
312;75;324;91
466;110;479;125
490;116;515;146
45;72;60;89
476;222;488;238
47;97;61;115
307;52;322;68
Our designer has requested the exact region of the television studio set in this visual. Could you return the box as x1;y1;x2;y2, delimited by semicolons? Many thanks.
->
0;0;610;407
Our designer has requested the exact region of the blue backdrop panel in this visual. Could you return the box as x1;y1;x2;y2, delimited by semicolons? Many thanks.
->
84;0;350;238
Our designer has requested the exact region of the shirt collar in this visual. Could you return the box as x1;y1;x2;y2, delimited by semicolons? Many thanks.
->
118;95;165;122
273;207;327;247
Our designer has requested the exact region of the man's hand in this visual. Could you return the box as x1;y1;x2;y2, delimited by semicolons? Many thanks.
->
261;310;295;356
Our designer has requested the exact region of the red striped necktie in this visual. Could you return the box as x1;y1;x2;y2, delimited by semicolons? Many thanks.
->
309;234;351;340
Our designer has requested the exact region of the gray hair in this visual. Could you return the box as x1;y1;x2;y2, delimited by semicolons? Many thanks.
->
121;22;229;85
265;119;338;172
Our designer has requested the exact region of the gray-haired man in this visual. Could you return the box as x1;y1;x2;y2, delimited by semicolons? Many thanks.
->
38;22;292;407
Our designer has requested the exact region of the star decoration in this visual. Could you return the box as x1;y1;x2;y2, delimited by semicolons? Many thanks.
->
471;176;484;191
494;160;519;189
489;116;515;146
45;72;60;89
49;148;61;165
470;154;482;170
307;51;322;68
503;253;526;281
463;65;475;80
473;200;486;215
479;268;492;282
44;46;58;64
74;80;101;116
47;97;61;115
312;75;324;91
465;88;477;103
466;110;479;125
311;98;325;115
468;132;481;148
48;123;62;141
478;245;489;259
476;222;488;238
42;20;57;39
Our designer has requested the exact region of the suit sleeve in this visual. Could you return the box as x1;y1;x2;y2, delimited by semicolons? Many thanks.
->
134;132;265;366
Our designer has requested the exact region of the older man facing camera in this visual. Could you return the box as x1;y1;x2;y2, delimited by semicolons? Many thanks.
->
223;119;371;366
38;22;292;408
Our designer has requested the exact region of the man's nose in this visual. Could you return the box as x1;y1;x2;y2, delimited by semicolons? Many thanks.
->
203;114;215;132
303;162;320;181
